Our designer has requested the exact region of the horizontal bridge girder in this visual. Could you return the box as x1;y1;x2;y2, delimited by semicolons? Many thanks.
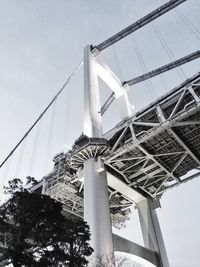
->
113;234;159;266
107;172;144;203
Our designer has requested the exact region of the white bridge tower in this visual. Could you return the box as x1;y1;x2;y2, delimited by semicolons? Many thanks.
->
82;45;170;266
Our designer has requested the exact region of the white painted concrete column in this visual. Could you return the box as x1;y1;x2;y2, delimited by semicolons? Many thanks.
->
137;198;170;267
83;45;114;265
83;45;102;138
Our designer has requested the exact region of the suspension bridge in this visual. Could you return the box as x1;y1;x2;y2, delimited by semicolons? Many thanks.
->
0;0;200;266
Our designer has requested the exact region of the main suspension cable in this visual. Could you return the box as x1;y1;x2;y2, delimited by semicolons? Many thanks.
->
0;60;83;169
28;121;41;175
43;100;57;174
96;0;187;51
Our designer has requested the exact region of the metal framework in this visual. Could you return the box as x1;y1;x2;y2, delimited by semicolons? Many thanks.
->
43;152;132;229
104;73;200;197
41;72;200;227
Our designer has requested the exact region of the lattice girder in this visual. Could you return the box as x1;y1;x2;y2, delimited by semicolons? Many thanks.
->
105;73;200;197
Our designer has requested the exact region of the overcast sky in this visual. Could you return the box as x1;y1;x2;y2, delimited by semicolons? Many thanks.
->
0;1;199;266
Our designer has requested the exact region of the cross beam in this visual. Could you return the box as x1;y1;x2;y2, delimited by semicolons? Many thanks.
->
96;0;187;51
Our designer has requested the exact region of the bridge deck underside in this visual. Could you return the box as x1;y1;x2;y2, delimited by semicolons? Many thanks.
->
40;73;200;225
105;73;200;197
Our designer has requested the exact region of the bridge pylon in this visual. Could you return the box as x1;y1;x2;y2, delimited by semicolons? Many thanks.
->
83;45;115;266
137;198;170;267
81;44;170;266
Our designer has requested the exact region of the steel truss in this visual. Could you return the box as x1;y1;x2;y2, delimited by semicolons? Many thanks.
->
43;73;200;229
104;73;200;197
43;153;132;229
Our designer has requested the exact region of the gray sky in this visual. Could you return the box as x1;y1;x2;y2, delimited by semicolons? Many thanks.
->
0;0;199;266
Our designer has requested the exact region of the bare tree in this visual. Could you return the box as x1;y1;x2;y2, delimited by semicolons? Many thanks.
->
115;254;130;267
91;254;129;267
90;253;147;267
